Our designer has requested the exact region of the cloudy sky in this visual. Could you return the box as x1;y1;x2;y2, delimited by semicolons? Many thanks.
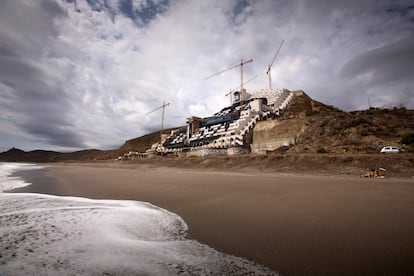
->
1;0;413;152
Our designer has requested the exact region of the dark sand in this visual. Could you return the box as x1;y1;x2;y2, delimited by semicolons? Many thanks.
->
14;163;414;276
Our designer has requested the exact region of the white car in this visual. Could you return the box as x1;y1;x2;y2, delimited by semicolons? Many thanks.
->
380;146;400;153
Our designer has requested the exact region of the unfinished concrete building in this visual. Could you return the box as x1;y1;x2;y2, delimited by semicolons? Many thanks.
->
160;88;295;156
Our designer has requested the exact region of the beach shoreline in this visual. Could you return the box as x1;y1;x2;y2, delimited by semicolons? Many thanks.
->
13;162;414;275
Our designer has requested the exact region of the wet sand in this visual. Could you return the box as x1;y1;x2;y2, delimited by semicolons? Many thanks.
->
14;163;414;276
13;167;69;196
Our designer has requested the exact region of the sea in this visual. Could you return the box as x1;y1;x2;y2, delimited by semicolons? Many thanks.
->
0;162;277;275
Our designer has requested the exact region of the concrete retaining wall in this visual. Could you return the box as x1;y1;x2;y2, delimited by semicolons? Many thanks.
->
250;138;294;155
186;147;249;157
250;119;305;155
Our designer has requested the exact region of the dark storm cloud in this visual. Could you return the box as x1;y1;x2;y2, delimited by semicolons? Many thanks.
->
336;36;414;109
0;56;87;148
0;0;86;149
21;119;85;148
0;57;47;90
341;37;414;84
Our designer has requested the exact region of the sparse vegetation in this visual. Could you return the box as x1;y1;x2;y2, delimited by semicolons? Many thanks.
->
401;131;414;145
316;147;328;154
401;130;414;152
283;94;414;154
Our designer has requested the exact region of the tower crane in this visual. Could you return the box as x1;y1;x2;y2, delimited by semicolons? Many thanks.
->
205;58;253;106
266;40;284;89
225;74;258;104
146;101;170;145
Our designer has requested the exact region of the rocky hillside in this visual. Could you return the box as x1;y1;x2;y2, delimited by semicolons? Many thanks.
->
118;127;181;153
280;92;414;154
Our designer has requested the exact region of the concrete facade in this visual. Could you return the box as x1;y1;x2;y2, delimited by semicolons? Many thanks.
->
159;89;297;156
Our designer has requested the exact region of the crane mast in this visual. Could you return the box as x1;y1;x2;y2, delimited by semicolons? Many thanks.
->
266;40;284;89
146;101;170;145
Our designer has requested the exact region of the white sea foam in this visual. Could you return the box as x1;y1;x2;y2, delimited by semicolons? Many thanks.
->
0;162;44;192
0;163;278;275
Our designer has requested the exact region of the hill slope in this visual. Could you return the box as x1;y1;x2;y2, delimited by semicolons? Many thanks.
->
0;148;106;162
118;127;181;153
287;93;413;153
0;148;63;162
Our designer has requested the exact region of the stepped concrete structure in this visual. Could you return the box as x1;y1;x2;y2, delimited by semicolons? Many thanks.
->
159;88;296;156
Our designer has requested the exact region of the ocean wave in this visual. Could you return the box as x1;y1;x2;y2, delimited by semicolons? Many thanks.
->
0;162;44;192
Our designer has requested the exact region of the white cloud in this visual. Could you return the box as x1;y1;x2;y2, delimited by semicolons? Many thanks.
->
0;0;413;151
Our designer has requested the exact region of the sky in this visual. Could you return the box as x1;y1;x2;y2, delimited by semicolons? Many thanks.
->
0;0;413;152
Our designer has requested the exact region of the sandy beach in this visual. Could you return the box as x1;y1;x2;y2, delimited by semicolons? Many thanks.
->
15;162;414;276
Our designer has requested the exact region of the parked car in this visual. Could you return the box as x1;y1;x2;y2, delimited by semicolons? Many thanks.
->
380;146;401;153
